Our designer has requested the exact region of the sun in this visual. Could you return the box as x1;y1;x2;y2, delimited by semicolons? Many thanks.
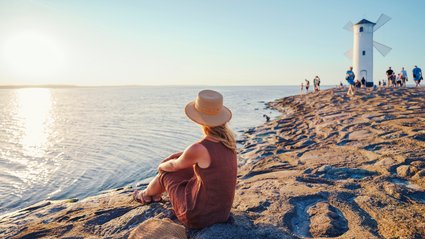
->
2;30;66;81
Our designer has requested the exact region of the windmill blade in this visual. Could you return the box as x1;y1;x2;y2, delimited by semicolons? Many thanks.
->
343;21;353;32
344;49;353;59
373;41;392;57
374;14;391;32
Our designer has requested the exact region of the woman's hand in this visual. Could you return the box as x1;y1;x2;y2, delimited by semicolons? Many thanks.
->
157;164;165;174
158;152;183;173
161;152;183;163
158;160;176;173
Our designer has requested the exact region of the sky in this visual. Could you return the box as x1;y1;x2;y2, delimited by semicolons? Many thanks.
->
0;0;424;86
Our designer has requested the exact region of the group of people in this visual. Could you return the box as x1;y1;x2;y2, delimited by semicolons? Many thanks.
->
383;66;422;88
345;65;423;96
301;76;321;93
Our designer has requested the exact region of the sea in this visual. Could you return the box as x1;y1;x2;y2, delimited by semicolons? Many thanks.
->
0;86;302;215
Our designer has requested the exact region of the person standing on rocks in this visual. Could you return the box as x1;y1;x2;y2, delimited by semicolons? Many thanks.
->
316;76;320;91
345;66;356;96
305;79;310;93
396;73;402;87
313;76;321;92
132;89;237;229
301;82;304;94
361;77;366;88
400;67;408;87
386;67;394;87
413;65;422;87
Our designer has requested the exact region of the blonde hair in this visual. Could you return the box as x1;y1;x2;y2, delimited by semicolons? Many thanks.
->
202;124;236;151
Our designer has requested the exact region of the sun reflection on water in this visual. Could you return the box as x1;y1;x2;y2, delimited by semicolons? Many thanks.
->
4;88;57;196
15;88;53;157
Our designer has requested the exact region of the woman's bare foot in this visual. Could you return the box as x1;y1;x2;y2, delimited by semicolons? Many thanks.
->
133;189;152;205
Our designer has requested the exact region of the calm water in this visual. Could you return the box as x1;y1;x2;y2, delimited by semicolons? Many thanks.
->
0;86;300;214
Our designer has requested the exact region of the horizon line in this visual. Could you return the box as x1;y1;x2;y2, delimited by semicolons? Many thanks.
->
0;84;315;89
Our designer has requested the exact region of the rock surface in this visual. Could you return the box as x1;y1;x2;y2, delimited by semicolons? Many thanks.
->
307;202;348;237
1;87;425;239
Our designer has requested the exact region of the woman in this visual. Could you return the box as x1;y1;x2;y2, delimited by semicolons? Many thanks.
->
133;89;237;229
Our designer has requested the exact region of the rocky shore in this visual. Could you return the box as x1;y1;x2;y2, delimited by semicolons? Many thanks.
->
1;87;424;239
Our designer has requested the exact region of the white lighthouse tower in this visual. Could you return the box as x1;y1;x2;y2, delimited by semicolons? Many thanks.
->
344;14;392;87
353;19;374;86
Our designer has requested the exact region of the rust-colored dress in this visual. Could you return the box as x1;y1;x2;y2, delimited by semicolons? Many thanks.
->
159;139;237;229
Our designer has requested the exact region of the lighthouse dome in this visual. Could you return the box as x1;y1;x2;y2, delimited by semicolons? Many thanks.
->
355;19;376;25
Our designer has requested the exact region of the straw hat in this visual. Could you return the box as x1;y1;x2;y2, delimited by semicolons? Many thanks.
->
185;89;232;127
128;218;186;239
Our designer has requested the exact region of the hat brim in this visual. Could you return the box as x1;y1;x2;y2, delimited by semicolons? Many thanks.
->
185;101;232;127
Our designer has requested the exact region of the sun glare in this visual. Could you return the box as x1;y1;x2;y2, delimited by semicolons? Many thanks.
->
8;88;56;188
2;31;66;80
15;88;53;157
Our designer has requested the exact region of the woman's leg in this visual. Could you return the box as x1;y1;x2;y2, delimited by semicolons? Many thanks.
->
141;166;194;202
139;153;182;201
144;174;165;199
133;174;164;204
348;85;353;95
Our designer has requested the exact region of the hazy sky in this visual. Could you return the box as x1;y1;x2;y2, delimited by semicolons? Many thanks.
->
0;0;424;86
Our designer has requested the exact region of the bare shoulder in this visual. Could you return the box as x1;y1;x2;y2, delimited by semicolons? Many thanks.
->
185;142;208;156
185;142;211;168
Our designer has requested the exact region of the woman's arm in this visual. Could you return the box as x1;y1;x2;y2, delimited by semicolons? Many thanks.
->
158;143;207;172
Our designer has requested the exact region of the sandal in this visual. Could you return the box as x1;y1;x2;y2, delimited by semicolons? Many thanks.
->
132;189;152;205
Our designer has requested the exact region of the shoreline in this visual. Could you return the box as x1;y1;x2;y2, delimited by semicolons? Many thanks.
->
1;87;425;239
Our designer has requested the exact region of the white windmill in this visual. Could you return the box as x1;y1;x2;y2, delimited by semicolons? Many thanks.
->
344;14;392;87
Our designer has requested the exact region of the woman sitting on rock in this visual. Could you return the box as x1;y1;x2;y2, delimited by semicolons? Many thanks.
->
133;89;237;229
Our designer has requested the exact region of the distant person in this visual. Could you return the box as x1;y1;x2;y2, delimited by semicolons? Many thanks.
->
391;73;397;87
396;73;402;87
361;77;366;88
345;66;356;96
378;81;382;87
316;76;321;90
305;79;310;92
355;79;361;88
413;65;422;87
383;80;387;87
339;81;343;88
263;114;270;122
400;67;408;87
301;82;304;94
132;89;237;229
386;67;394;87
314;76;321;91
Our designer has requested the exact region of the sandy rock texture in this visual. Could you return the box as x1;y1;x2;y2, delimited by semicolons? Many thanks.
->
1;87;424;239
